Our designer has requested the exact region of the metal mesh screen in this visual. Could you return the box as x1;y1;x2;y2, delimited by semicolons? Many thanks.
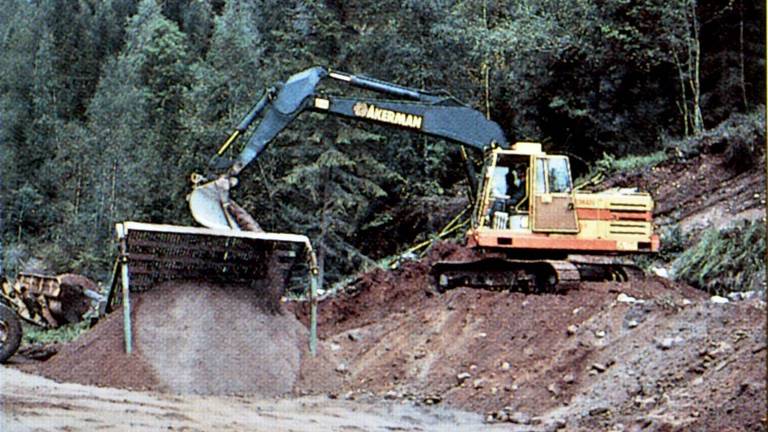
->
119;223;308;292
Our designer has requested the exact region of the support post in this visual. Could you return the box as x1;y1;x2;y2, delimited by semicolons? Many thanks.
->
116;224;132;355
306;243;320;357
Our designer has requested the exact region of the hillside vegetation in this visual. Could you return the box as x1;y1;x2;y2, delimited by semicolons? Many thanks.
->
0;0;764;287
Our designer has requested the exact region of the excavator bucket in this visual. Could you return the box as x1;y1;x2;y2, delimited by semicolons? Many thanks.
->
188;176;263;232
188;176;239;231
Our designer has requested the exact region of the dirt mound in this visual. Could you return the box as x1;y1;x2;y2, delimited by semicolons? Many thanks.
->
138;281;306;396
21;302;161;391
26;281;308;396
292;242;766;431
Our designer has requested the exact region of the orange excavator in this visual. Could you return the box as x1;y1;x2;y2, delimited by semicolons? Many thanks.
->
188;67;658;292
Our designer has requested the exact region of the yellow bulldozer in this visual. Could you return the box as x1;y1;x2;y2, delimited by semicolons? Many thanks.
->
0;272;100;362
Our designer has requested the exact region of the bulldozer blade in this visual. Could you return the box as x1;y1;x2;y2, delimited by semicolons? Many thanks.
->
188;177;239;231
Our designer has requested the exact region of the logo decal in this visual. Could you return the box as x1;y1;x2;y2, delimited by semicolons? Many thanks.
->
352;103;423;129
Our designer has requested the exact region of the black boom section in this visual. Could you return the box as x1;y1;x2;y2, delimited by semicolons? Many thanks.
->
316;97;508;151
223;66;510;176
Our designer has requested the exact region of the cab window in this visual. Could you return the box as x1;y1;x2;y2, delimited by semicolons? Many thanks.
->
535;158;546;194
547;157;572;193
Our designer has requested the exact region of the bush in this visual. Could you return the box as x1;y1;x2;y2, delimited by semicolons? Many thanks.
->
667;108;766;168
672;220;766;295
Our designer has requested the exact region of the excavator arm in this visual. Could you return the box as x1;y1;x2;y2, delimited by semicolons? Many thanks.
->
189;66;509;230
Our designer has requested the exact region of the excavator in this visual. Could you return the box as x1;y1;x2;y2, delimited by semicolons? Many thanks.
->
188;66;659;292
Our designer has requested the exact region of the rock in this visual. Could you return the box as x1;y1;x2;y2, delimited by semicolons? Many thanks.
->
473;378;485;389
657;336;685;350
651;267;670;278
500;361;511;371
742;291;757;300
591;363;608;373
456;372;472;384
727;291;756;301
509;411;532;425
330;343;341;351
384;390;398;400
589;407;610;416
567;325;579;335
335;362;348;373
681;298;693;306
627;319;639;329
347;330;362;341
617;293;639;303
710;295;729;304
423;394;442;405
595;330;606;338
563;373;575;384
708;341;733;357
547;383;560;396
551;419;567;430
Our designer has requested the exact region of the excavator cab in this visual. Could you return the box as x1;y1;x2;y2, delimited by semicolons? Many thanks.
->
476;142;581;234
480;152;532;230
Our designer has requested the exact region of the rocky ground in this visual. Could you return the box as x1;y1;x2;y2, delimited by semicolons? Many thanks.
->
291;243;766;431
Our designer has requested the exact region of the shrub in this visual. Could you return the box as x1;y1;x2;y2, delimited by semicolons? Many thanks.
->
673;220;766;295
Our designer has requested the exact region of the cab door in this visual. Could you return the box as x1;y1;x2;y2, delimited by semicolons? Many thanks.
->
531;156;579;232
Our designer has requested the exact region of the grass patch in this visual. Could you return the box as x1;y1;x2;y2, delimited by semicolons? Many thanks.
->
605;151;668;173
575;150;668;188
673;220;766;295
22;320;91;345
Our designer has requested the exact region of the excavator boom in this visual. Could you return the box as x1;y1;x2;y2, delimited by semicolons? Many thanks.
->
188;66;507;231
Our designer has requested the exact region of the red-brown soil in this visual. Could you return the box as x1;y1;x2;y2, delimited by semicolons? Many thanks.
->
18;299;161;391
291;242;766;431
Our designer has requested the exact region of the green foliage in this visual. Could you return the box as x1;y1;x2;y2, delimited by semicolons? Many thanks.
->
673;220;766;295
602;151;668;174
575;150;668;187
658;225;686;262
22;320;91;345
0;0;764;288
667;108;766;168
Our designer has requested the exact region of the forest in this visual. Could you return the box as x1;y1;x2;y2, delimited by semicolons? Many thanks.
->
0;0;765;287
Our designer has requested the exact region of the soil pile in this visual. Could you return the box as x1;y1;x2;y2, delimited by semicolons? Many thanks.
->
293;242;766;431
22;305;161;391
138;281;306;396
27;281;307;396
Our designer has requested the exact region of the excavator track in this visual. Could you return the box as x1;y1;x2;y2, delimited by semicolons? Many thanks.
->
431;254;641;294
